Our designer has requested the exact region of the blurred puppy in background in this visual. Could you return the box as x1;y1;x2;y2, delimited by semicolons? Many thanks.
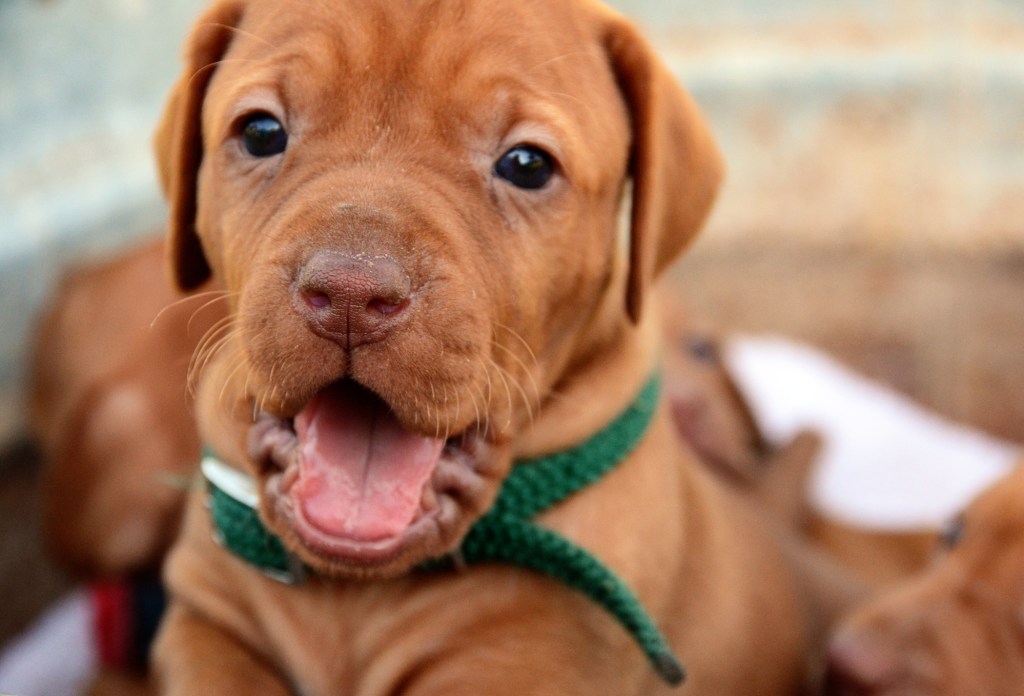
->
28;239;225;693
825;462;1024;696
30;238;219;578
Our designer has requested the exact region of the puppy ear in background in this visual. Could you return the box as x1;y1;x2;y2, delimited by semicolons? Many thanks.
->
154;1;245;292
601;16;724;323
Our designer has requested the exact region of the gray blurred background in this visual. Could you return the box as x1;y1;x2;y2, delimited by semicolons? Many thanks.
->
0;0;1022;655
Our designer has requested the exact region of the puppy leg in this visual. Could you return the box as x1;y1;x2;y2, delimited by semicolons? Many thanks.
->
153;605;292;695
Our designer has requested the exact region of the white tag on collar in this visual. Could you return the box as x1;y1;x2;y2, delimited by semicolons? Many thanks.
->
200;455;259;509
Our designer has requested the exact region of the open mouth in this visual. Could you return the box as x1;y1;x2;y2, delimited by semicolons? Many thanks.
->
248;380;489;570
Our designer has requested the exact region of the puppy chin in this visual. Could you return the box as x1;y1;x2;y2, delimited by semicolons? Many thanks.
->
265;486;476;580
247;383;508;579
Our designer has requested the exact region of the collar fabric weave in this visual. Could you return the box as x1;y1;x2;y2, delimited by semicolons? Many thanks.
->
202;374;684;686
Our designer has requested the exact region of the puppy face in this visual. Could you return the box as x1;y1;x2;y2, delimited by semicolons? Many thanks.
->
825;464;1024;696
157;0;721;578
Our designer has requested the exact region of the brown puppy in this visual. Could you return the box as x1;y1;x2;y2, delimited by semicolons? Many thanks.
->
151;1;829;693
806;517;937;590
825;462;1024;696
30;238;221;577
660;298;770;485
660;299;830;528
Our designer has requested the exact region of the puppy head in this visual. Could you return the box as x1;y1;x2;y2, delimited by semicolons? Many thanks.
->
156;0;721;578
825;463;1024;695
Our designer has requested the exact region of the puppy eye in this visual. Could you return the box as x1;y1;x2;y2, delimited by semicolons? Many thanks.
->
940;515;965;550
494;145;555;190
240;113;288;157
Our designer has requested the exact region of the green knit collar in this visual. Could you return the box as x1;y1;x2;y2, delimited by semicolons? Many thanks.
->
201;374;684;686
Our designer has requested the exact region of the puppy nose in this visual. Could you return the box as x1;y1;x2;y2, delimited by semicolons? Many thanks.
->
296;251;411;349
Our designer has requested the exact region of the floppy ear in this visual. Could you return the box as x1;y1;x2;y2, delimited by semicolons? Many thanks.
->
154;2;245;291
603;19;724;323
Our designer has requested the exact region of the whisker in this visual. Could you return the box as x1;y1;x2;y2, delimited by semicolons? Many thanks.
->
218;356;249;412
528;50;591;73
210;22;277;49
185;292;237;336
543;89;591;114
490;340;541;408
453;383;461;439
188;319;233;375
186;57;254;91
492;321;539;370
467;373;485;440
486;355;516;430
262;362;280;415
490;324;541;410
190;316;234;366
188;325;240;394
149;289;230;328
498;358;536;425
441;383;451;441
433;401;441;441
243;368;255;422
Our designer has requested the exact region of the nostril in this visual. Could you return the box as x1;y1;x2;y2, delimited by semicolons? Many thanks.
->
368;298;408;316
295;251;413;348
304;291;331;309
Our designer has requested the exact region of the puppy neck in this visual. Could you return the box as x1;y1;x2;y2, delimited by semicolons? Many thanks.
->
513;288;662;461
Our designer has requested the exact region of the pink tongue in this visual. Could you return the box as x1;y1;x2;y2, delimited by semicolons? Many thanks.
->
293;383;444;542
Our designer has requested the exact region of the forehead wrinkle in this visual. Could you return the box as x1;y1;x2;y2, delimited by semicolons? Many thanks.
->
526;49;600;77
208;50;310;116
216;0;621;182
187;56;256;95
379;0;594;90
510;98;584;163
230;25;350;80
215;20;279;51
237;0;608;119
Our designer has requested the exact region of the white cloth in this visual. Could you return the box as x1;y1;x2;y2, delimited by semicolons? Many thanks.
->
727;335;1021;529
0;590;96;696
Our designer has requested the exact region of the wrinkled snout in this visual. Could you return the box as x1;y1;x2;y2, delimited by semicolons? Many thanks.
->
296;251;412;349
